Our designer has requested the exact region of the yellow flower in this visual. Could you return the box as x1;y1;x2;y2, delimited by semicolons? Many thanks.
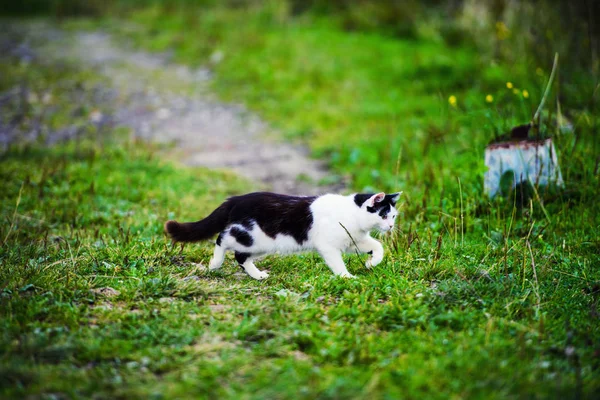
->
485;94;493;103
495;21;510;40
522;90;529;98
448;95;457;107
513;88;520;95
506;82;513;89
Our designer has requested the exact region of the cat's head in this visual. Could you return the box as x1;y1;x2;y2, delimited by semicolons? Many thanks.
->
354;192;402;232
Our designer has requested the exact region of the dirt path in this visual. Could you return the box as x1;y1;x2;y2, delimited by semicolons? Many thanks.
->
7;21;341;195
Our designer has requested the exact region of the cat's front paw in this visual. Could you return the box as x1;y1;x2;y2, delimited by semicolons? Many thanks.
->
339;271;356;279
365;257;382;269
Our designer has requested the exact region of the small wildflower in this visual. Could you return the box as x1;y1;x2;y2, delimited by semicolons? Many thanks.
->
448;95;457;107
522;90;529;98
495;21;510;40
485;94;493;103
506;82;513;89
512;88;520;95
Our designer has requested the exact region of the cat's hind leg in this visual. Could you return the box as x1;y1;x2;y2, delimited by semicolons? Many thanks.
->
317;246;355;278
208;233;226;270
235;251;269;280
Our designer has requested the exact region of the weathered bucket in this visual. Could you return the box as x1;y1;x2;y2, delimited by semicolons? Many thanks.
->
484;137;564;198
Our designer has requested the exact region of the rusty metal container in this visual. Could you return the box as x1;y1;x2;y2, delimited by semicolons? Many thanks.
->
484;137;564;198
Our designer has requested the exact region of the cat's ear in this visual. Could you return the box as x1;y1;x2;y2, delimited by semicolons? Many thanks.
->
367;192;386;207
387;192;403;206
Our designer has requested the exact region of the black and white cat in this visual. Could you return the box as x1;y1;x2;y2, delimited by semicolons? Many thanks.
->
165;191;401;280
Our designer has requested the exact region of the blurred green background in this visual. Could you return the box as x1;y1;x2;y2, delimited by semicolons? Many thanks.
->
6;0;597;195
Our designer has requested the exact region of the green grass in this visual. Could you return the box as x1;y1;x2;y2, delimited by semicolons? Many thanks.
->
2;140;599;398
2;6;600;399
3;138;599;398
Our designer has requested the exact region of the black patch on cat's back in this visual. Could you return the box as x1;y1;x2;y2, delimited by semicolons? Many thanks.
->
230;226;253;247
225;192;317;245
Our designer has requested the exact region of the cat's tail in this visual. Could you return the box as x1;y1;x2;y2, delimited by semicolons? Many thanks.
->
164;201;231;242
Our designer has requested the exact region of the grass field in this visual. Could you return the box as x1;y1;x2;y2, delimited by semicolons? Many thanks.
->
2;3;600;399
